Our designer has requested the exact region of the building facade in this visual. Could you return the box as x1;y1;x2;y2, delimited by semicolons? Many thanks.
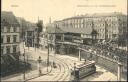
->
16;17;28;41
46;12;127;55
1;11;20;66
52;12;127;44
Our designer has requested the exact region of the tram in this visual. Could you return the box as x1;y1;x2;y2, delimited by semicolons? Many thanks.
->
70;61;96;81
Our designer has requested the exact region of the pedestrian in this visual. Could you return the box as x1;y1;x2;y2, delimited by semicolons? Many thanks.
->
53;61;56;68
37;56;42;76
83;59;86;64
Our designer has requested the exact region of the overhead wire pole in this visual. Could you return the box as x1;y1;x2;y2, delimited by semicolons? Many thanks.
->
52;24;57;67
23;35;26;81
47;32;49;72
126;22;128;52
54;24;57;57
23;48;26;81
20;17;26;81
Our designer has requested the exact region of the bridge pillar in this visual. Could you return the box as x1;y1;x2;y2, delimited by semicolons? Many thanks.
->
78;49;81;61
117;62;123;81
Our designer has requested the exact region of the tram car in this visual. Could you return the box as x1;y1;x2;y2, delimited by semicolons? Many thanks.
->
70;61;96;81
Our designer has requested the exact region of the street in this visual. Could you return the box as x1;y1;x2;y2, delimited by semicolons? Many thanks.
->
1;42;126;81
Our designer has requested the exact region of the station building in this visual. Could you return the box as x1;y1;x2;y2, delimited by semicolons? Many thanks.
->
46;12;127;55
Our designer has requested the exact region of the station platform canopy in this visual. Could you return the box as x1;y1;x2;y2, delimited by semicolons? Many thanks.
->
47;25;93;35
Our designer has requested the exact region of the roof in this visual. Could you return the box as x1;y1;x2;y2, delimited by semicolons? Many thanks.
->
26;21;37;31
1;11;20;27
46;26;66;34
46;25;92;34
60;12;126;21
59;26;92;34
16;17;28;27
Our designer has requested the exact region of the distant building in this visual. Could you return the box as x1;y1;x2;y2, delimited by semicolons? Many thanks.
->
50;12;127;44
1;11;20;68
46;12;127;54
16;17;28;41
24;22;37;47
34;20;44;48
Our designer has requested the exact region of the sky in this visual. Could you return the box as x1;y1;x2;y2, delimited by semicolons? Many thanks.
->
2;0;127;25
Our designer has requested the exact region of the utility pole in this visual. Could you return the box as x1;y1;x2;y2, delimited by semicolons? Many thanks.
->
126;25;128;52
47;33;49;72
23;39;26;81
54;24;57;56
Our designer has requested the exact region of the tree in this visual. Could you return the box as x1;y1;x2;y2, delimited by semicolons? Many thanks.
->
37;20;43;33
36;20;43;48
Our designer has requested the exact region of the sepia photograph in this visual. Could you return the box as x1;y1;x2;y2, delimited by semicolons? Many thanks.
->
1;0;128;81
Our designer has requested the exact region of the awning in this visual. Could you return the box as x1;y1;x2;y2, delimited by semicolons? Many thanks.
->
1;54;17;66
9;55;17;61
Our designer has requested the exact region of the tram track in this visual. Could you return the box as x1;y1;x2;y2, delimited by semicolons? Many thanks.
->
36;51;74;81
49;54;71;81
56;58;70;81
51;63;61;80
52;58;66;81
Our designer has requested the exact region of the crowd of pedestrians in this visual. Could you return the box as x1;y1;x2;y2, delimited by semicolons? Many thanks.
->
94;42;127;61
80;42;127;64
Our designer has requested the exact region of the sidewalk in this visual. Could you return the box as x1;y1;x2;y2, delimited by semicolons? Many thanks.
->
1;44;52;82
1;65;52;81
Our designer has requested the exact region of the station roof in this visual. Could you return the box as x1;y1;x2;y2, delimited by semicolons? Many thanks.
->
46;26;66;34
47;26;92;34
60;26;92;34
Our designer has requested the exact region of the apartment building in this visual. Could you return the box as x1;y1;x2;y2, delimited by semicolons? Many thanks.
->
53;12;127;43
1;11;20;63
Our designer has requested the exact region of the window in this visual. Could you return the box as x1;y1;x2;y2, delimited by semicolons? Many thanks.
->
1;47;4;55
13;27;17;32
1;28;4;32
7;35;11;43
1;36;3;43
13;45;17;53
6;46;10;54
13;35;17;42
27;31;32;36
7;27;10;32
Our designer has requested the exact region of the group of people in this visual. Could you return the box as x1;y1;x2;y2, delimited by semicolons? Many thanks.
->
94;42;127;62
80;42;127;64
